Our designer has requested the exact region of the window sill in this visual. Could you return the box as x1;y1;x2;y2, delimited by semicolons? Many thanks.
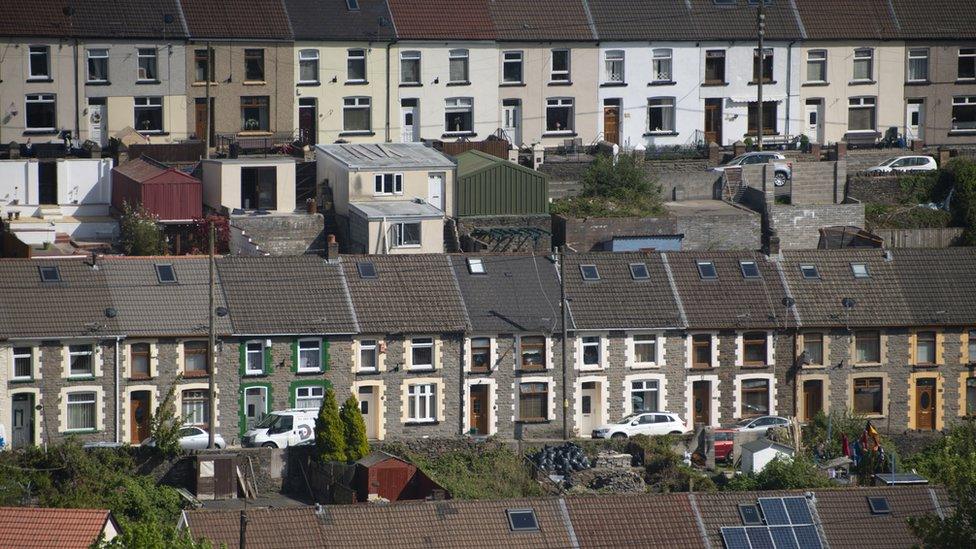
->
911;363;939;369
345;80;369;86
517;368;548;375
392;244;423;249
238;131;273;136
86;81;111;86
399;82;423;88
191;82;218;87
515;419;550;424
801;81;829;87
800;364;826;370
67;375;96;380
647;80;676;87
748;80;777;86
499;82;526;87
63;428;97;434
600;82;627;88
853;362;883;368
404;420;439;426
406;366;435;373
848;80;876;86
442;132;476;138
702;81;729;87
128;375;153;381
338;131;375;137
579;365;605;372
740;363;771;369
183;371;210;378
297;81;321;87
548;80;573;86
136;80;162;85
948;130;976;135
22;130;59;136
355;369;380;375
26;77;54;83
446;81;471;87
9;378;35;384
296;369;324;375
690;366;715;371
629;364;661;369
643;131;678;137
469;368;492;375
955;79;976;84
542;131;577;137
244;371;266;377
137;131;169;136
905;80;931;86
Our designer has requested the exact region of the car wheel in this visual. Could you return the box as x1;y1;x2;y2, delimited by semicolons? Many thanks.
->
611;433;627;441
773;171;788;187
261;442;278;449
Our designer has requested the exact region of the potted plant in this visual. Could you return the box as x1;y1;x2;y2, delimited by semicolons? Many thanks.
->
799;134;810;152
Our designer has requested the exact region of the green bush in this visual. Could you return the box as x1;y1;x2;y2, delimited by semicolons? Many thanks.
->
340;395;370;462
314;388;347;462
551;154;664;218
942;157;976;244
147;380;184;457
96;522;212;549
118;202;167;256
723;456;831;491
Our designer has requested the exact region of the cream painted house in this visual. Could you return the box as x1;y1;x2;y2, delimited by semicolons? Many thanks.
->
200;157;297;214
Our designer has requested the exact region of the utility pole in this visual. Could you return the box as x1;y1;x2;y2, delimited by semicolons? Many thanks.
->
559;246;569;440
239;508;248;549
205;42;212;159
756;1;766;151
208;222;217;449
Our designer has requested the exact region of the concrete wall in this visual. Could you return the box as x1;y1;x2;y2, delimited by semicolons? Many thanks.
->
675;209;762;251
201;159;297;213
789;161;847;205
353;213;444;254
457;215;552;253
0;158;112;217
768;202;865;249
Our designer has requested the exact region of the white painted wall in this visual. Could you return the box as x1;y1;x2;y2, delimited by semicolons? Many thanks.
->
0;158;112;217
742;445;794;474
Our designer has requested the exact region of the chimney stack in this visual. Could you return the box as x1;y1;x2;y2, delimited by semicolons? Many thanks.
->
326;234;339;261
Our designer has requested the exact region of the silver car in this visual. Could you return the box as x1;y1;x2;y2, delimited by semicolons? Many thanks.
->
710;152;793;187
865;155;937;174
142;426;226;450
734;415;790;433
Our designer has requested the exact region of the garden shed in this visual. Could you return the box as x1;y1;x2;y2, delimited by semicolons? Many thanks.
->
740;439;795;474
454;150;548;217
354;451;447;503
112;156;202;221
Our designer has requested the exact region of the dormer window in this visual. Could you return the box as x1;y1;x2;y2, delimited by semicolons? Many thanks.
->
580;264;599;281
739;261;760;279
39;266;61;283
851;263;870;278
155;264;177;284
697;261;717;280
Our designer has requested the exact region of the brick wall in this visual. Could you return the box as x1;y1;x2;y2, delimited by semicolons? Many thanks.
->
553;212;759;252
768;203;865;250
553;215;678;252
790;162;847;205
676;209;762;251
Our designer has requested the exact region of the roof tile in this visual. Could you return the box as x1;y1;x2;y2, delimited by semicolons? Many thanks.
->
0;507;114;549
387;0;495;40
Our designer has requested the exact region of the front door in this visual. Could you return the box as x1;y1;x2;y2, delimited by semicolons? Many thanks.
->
802;379;824;422
38;162;57;205
692;380;711;427
704;99;723;146
916;378;936;431
401;99;418;143
11;393;34;448
88;99;107;147
805;99;824;144
195;98;215;144
469;384;489;436
502;100;521;145
358;386;378;439
579;381;602;435
244;386;268;432
427;172;444;210
130;391;152;444
603;102;620;145
298;98;317;145
906;100;924;143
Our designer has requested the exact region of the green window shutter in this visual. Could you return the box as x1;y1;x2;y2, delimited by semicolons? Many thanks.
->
264;343;273;374
238;342;246;377
291;340;299;373
321;340;330;372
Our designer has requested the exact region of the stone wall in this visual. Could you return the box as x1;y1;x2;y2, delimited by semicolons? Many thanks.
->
846;174;913;205
553;215;677;252
457;215;552;253
790;162;847;205
768;203;865;250
539;158;721;202
553;211;759;252
230;213;325;256
676;209;762;251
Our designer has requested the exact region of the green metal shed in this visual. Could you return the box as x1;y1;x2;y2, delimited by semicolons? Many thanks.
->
454;150;549;217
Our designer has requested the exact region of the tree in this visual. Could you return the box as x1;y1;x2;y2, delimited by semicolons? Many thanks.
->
95;522;213;549
314;388;346;462
941;157;976;245
340;395;370;462
550;153;664;218
189;215;230;254
147;379;184;458
118;202;167;255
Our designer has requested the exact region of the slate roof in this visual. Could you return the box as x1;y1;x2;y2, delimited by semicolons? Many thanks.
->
184;507;326;549
179;0;293;40
563;253;684;331
889;0;976;39
217;256;358;335
450;254;564;334
284;0;395;41
586;0;699;41
317;143;455;171
387;0;495;40
0;507;117;549
688;0;803;41
340;254;469;334
665;251;791;330
780;249;913;328
0;258;120;339
794;0;900;40
565;493;706;548
889;248;976;326
487;0;595;41
0;0;189;38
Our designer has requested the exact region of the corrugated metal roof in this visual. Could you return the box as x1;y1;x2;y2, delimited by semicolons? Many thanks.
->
317;143;455;170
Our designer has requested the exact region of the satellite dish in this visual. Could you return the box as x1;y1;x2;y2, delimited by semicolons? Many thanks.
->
215;306;230;317
163;14;175;24
104;307;118;318
782;297;795;308
841;297;856;309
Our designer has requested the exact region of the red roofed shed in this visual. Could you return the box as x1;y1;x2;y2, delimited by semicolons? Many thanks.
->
112;156;202;221
354;451;447;502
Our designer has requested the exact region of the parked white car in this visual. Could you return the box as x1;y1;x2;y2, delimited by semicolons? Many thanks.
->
865;156;937;174
241;408;318;448
142;426;226;450
710;152;793;187
734;415;790;433
591;412;686;440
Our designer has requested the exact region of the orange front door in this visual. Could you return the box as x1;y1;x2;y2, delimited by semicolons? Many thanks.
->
916;379;936;430
603;106;620;145
130;391;152;444
469;385;489;435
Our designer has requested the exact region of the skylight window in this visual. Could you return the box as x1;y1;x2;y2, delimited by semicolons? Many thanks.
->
357;261;377;279
697;261;717;280
580;264;600;281
740;260;761;279
38;265;61;283
738;504;762;526
346;0;360;10
629;263;649;280
507;509;539;532
800;265;820;279
867;497;891;515
467;257;486;275
155;264;177;284
851;263;870;278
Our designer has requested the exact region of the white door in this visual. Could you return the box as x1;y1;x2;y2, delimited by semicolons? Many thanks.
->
502;102;521;145
579;381;602;435
401;101;418;143
358;386;378;439
427;172;444;210
906;100;924;142
805;100;823;144
244;387;268;432
88;103;106;147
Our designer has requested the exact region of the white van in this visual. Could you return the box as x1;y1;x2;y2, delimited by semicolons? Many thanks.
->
242;408;318;448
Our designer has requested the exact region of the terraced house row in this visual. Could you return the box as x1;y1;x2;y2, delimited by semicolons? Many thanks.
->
2;0;975;150
1;248;975;448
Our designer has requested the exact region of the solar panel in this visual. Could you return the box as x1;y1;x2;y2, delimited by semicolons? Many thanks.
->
759;498;791;526
792;525;824;549
721;527;751;549
783;497;814;525
746;526;775;549
770;526;799;549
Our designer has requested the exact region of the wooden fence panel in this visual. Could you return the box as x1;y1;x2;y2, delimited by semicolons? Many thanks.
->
875;228;964;248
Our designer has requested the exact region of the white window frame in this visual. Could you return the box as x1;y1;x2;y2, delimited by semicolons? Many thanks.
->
605;50;625;83
545;97;574;134
245;341;264;375
907;48;929;82
951;96;976;132
342;96;372;133
68;344;94;377
28;45;50;79
181;389;209;426
358;339;379;372
400;50;421;84
631;334;660;367
391;221;421;248
852;48;874;82
806;49;827;83
347;48;367;83
407;383;436;422
448;49;469;83
647;97;676;133
502;50;523;84
444;96;473;134
630;379;660;414
298;339;322;373
959;48;976;81
66;391;97;431
295;385;325;410
550;49;570;82
137;47;157;82
373;173;403;195
12;347;33;381
848;96;877;132
580;335;603;370
25;94;56;131
86;48;109;83
652;48;672;82
134;96;164;133
409;337;435;370
298;49;320;84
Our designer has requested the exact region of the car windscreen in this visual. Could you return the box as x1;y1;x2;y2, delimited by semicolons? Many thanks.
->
879;157;899;166
736;418;754;427
616;414;638;424
255;414;282;429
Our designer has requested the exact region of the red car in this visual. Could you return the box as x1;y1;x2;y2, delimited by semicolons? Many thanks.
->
714;429;735;463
